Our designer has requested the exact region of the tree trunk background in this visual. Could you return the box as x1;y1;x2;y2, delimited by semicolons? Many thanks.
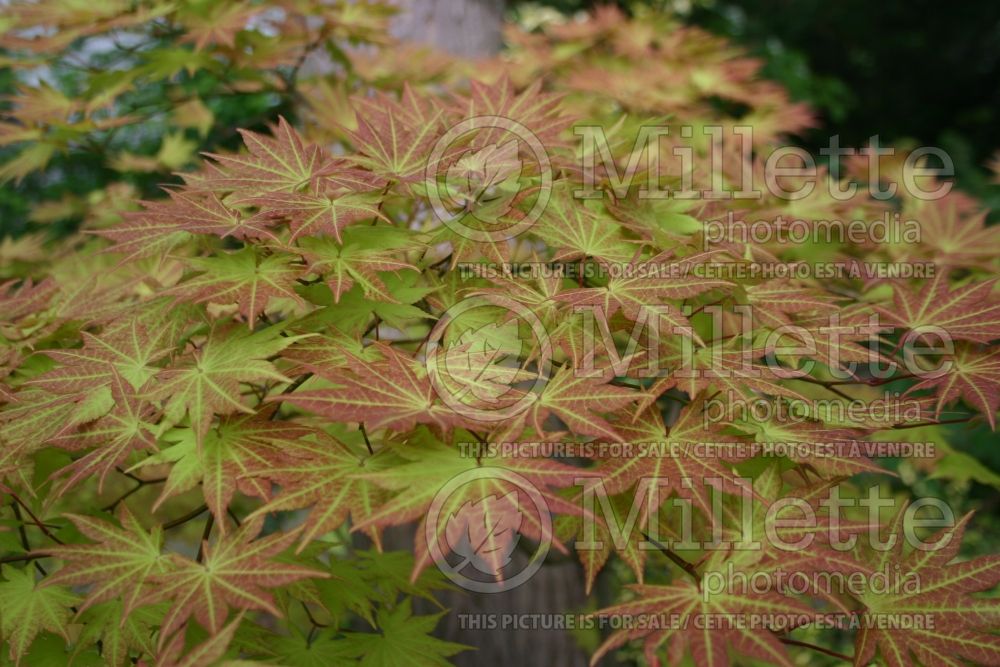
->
384;3;591;664
391;0;505;58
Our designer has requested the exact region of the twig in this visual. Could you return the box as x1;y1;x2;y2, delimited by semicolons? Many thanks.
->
10;503;46;575
641;531;701;587
164;504;208;530
196;514;215;563
359;423;374;456
778;638;852;663
10;493;63;544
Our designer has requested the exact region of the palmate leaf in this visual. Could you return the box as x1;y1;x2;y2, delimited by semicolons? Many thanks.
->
28;318;176;393
39;504;166;616
147;325;300;443
906;343;1000;429
347;84;446;183
245;187;387;243
75;600;165;667
593;399;755;520
245;436;396;551
519;365;641;441
156;610;244;667
532;193;636;263
142;517;328;645
352;432;582;581
555;490;648;595
879;273;1000;344
274;343;461;433
297;227;419;302
338;599;469;667
116;190;278;245
0;568;80;665
172;246;306;325
135;410;322;530
591;581;813;667
852;509;1000;667
48;369;159;496
553;249;733;320
200;116;332;194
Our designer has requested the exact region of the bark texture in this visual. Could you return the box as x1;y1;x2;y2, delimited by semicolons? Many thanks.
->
391;0;505;58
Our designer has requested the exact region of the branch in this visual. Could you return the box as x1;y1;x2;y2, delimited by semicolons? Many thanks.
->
10;492;63;545
779;638;852;663
164;504;208;530
640;532;701;587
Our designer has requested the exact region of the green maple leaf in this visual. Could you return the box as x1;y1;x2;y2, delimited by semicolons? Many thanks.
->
353;431;581;581
40;504;166;616
338;599;469;667
147;325;302;443
297;226;419;303
135;410;325;529
532;192;636;263
74;601;166;667
174;246;305;325
0;568;80;665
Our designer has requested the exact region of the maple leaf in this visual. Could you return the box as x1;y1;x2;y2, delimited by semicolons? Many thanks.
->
147;325;300;442
907;194;1000;268
171;246;305;325
852;509;1000;667
521;364;641;441
347;84;446;183
338;599;469;666
593;399;755;520
47;370;159;495
591;581;813;667
642;337;810;410
135;410;322;530
297;226;419;302
0;568;80;665
40;504;165;617
352;432;582;581
274;343;461;433
202;116;332;194
532;193;637;263
906;343;1000;429
245;187;387;243
555;490;651;594
75;601;164;667
879;273;1000;344
143;517;328;644
119;190;277;245
245;435;395;551
156;611;244;667
445;490;523;578
28;318;176;394
553;249;733;321
724;405;886;477
451;77;571;150
741;279;840;329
